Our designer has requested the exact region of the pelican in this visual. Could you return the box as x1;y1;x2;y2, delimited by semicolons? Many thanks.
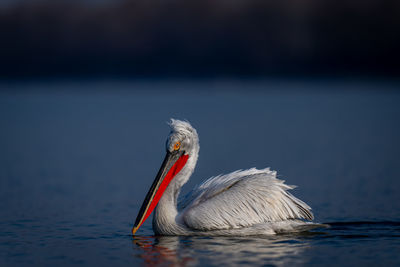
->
132;119;317;236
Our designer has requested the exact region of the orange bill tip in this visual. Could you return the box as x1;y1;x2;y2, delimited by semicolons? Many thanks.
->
132;226;139;236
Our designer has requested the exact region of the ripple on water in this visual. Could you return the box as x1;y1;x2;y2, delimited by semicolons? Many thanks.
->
128;221;400;266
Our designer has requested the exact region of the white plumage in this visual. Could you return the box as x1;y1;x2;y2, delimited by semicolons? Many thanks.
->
134;119;318;236
179;168;313;231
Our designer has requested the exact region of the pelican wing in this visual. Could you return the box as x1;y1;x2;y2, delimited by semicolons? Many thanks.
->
178;168;313;231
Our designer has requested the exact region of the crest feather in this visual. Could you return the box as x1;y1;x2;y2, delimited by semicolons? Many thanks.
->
168;119;196;136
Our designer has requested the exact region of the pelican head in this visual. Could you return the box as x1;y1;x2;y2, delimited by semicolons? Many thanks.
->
166;119;199;155
132;119;199;235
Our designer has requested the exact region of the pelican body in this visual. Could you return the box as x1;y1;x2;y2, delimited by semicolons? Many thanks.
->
132;120;315;236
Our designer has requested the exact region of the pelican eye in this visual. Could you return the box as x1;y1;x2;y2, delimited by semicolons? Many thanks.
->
173;141;181;151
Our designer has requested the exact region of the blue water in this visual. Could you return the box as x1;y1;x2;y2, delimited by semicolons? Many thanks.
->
1;80;400;266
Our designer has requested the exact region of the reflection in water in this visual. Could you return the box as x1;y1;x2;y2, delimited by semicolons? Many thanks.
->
133;234;315;266
133;236;196;266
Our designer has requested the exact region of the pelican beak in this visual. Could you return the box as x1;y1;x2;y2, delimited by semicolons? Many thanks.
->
132;150;189;235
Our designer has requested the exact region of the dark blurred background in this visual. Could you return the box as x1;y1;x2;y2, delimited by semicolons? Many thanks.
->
1;0;399;79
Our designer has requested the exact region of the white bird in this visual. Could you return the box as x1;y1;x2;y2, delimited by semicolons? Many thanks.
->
132;119;317;236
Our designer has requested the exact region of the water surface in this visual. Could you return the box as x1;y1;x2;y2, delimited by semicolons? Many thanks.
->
0;80;399;266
